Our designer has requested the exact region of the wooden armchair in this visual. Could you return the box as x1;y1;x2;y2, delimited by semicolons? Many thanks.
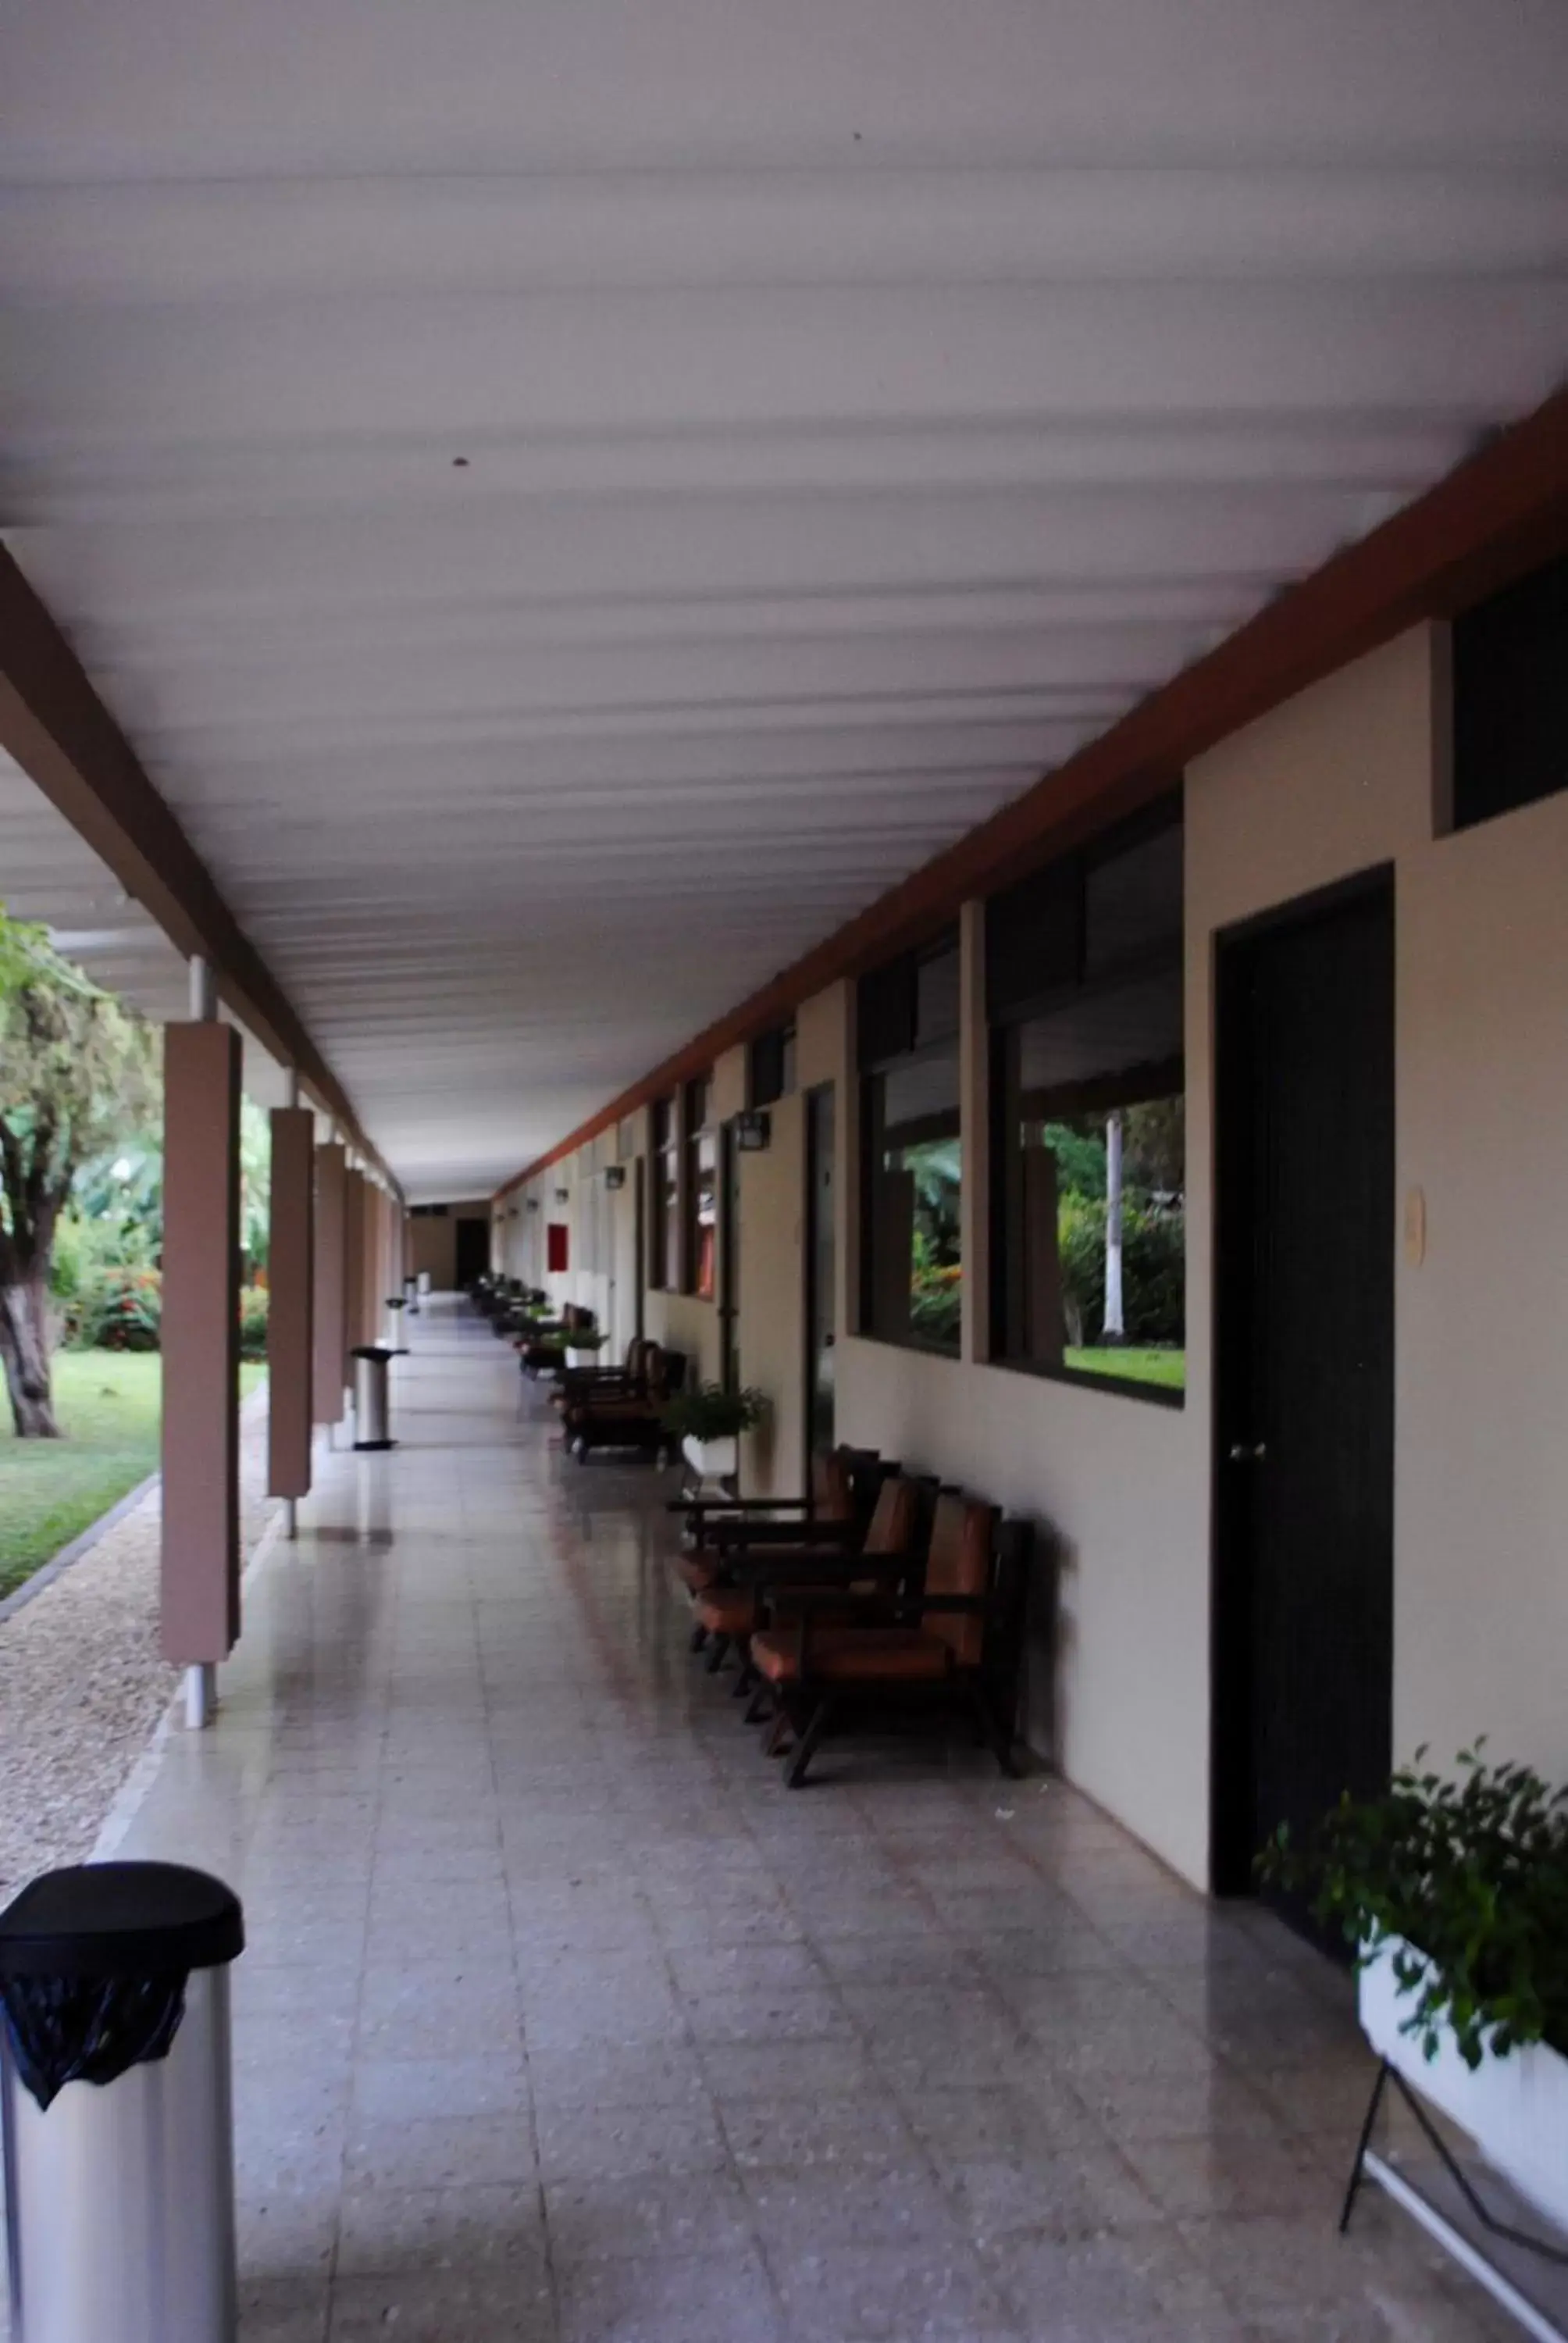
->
685;1471;931;1690
668;1446;889;1610
749;1496;1031;1787
670;1444;886;1552
551;1335;647;1414
564;1342;686;1464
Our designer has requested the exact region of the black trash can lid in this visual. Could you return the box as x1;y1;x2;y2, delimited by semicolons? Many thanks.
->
0;1863;244;1979
351;1344;395;1362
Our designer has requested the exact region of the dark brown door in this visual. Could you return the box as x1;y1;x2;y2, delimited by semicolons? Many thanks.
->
804;1085;837;1468
633;1158;647;1340
454;1216;490;1288
1212;873;1395;1920
719;1121;741;1394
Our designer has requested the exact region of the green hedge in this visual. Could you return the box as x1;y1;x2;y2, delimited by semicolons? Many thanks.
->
66;1264;162;1351
63;1265;269;1359
1058;1198;1184;1348
238;1286;269;1359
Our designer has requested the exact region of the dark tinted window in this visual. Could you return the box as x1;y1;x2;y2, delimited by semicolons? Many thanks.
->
989;802;1185;1402
748;1024;796;1108
859;932;963;1354
1453;552;1568;832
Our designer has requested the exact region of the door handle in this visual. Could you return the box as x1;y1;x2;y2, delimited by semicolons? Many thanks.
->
1228;1441;1267;1463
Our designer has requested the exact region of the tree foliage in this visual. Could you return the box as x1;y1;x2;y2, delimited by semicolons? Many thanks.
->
0;908;157;1434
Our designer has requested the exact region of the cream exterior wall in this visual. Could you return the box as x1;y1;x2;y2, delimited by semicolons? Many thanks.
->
503;620;1564;1884
822;624;1564;1887
796;983;846;1091
713;1043;748;1123
1392;784;1568;1782
1190;617;1568;1801
408;1198;491;1289
644;1289;722;1385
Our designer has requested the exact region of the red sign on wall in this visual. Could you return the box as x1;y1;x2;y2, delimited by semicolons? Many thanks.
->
547;1222;569;1274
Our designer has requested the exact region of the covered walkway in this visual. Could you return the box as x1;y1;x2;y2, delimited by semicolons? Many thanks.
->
88;1300;1497;2343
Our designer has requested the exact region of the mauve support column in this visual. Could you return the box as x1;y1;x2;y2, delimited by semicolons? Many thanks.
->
161;1016;241;1728
312;1141;347;1439
268;1104;315;1532
343;1167;366;1413
365;1182;384;1347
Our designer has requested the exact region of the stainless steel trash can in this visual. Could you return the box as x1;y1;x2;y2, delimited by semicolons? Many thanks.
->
351;1343;395;1450
0;1862;244;2343
402;1273;419;1315
416;1270;431;1299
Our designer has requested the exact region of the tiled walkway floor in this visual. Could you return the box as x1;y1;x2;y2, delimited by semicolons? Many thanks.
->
102;1303;1508;2340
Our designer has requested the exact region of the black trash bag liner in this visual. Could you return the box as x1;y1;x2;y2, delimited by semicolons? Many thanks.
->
1;1970;187;2111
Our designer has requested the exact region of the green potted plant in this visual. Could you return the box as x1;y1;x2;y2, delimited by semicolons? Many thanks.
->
1258;1742;1568;2226
659;1382;769;1482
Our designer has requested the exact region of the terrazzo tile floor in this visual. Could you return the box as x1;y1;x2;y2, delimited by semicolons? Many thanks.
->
96;1302;1516;2339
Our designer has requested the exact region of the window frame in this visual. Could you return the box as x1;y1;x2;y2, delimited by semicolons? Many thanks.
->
857;931;964;1359
682;1075;718;1301
985;799;1187;1409
650;1093;680;1292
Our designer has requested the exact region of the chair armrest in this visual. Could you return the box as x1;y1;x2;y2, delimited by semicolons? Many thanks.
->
711;1517;859;1553
875;1591;1007;1632
666;1496;811;1517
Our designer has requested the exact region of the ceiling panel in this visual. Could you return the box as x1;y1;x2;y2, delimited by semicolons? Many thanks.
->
2;0;1565;1197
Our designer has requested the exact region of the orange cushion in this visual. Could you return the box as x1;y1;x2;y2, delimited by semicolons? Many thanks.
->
751;1627;953;1686
693;1588;759;1635
701;1589;863;1640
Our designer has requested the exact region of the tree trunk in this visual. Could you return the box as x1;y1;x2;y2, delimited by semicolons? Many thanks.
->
0;1269;60;1437
1102;1111;1125;1343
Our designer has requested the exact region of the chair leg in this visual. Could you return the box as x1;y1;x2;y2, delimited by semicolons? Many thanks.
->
783;1697;832;1789
730;1653;756;1699
704;1632;731;1676
743;1681;771;1726
971;1682;1020;1778
689;1624;708;1655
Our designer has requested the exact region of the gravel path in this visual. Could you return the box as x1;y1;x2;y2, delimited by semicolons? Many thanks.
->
0;1391;276;1899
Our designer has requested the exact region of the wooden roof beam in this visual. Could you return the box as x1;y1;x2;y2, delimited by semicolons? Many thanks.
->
0;545;399;1194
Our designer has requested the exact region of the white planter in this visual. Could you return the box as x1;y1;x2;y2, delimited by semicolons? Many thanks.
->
1360;1936;1568;2230
566;1346;606;1368
682;1432;739;1483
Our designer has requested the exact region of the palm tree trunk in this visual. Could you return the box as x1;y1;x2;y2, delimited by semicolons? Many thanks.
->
0;1268;60;1436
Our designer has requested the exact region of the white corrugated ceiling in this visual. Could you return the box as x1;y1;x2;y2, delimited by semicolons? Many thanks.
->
2;0;1566;1197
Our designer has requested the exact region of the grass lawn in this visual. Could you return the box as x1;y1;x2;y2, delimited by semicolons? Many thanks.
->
0;1351;264;1601
1065;1346;1187;1392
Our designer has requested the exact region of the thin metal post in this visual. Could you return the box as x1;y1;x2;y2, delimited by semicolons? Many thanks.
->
1338;2057;1388;2232
187;954;217;1022
184;1660;216;1730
